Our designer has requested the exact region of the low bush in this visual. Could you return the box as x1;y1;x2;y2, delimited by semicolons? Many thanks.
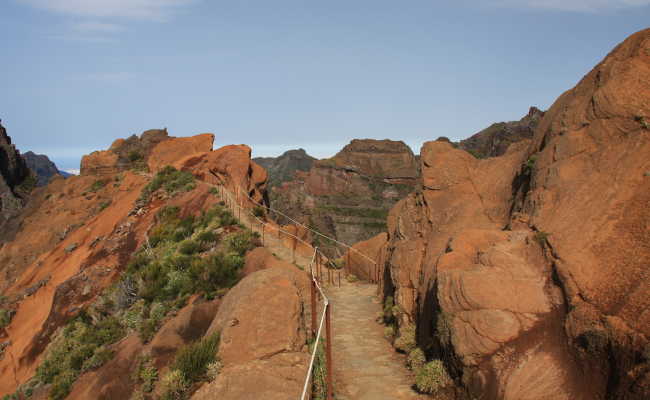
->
89;179;107;192
394;323;417;353
407;348;426;371
252;206;265;218
99;200;111;211
179;239;202;255
160;369;188;400
225;231;255;256
415;359;452;394
0;309;13;328
139;166;196;203
173;332;220;383
534;231;550;246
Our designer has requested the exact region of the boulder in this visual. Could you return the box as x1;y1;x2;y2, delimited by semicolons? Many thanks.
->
147;134;214;172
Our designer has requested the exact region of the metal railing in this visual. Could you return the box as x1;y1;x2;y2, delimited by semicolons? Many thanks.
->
206;177;382;399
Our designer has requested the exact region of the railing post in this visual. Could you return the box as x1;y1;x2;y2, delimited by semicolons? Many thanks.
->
325;304;333;400
338;269;341;288
262;224;265;246
310;280;317;339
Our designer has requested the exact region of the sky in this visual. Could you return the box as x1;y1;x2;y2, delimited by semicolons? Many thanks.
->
1;1;648;171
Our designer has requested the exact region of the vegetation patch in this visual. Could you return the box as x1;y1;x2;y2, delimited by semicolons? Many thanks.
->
138;166;196;203
320;205;389;219
309;338;327;400
415;359;452;394
16;174;38;193
0;308;13;328
34;312;125;399
394;323;417;353
89;179;107;192
407;348;426;371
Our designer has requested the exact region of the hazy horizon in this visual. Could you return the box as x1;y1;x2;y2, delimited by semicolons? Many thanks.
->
2;0;649;170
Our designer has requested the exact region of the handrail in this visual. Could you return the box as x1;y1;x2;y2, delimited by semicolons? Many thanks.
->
300;249;329;400
210;179;380;399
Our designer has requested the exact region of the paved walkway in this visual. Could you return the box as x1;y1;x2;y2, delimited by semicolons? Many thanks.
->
327;280;426;400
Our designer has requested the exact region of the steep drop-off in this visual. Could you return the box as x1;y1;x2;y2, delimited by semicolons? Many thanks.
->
347;28;650;399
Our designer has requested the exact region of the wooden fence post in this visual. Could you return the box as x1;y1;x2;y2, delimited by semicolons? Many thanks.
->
325;304;333;400
310;279;317;339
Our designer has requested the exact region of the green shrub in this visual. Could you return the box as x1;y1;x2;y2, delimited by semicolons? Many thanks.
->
133;355;158;393
384;325;396;339
81;346;114;372
196;230;217;244
208;187;219;196
160;369;188;400
49;370;77;400
206;361;223;381
394;323;416;353
0;309;13;328
89;179;107;192
383;296;395;325
225;231;255;256
415;359;452;394
407;348;426;371
173;332;220;383
128;151;143;162
525;155;538;172
99;200;111;211
139;166;196;203
252;206;265;218
178;239;202;255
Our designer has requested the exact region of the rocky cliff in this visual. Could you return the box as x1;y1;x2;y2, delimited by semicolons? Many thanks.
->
457;107;545;159
269;139;419;256
0;122;33;240
347;28;650;399
0;130;308;399
253;148;316;188
23;151;65;186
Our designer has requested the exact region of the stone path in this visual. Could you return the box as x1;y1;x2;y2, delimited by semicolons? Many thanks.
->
327;280;426;400
216;185;423;399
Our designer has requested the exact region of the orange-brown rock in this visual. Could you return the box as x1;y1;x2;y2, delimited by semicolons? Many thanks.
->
367;29;650;400
147;133;214;172
0;135;271;397
177;144;269;208
344;232;387;281
194;264;310;400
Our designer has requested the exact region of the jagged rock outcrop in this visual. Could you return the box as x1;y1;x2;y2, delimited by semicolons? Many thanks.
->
0;132;292;398
0;122;32;239
458;107;545;158
348;28;650;399
270;139;418;256
80;128;214;176
22;151;65;186
253;148;316;188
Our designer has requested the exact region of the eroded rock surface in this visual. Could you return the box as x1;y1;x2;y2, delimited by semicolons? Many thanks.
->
348;28;650;400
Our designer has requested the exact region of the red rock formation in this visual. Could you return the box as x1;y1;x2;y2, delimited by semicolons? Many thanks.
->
0;132;290;398
193;264;310;400
270;139;418;256
347;28;650;399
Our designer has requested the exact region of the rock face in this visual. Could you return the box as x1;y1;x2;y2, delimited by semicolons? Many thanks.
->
458;107;545;158
0;131;287;398
22;151;65;186
0;122;32;237
347;29;650;399
253;148;316;188
193;261;310;400
80;129;166;175
270;139;418;256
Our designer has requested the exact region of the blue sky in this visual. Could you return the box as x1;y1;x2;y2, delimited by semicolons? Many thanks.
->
1;1;648;171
